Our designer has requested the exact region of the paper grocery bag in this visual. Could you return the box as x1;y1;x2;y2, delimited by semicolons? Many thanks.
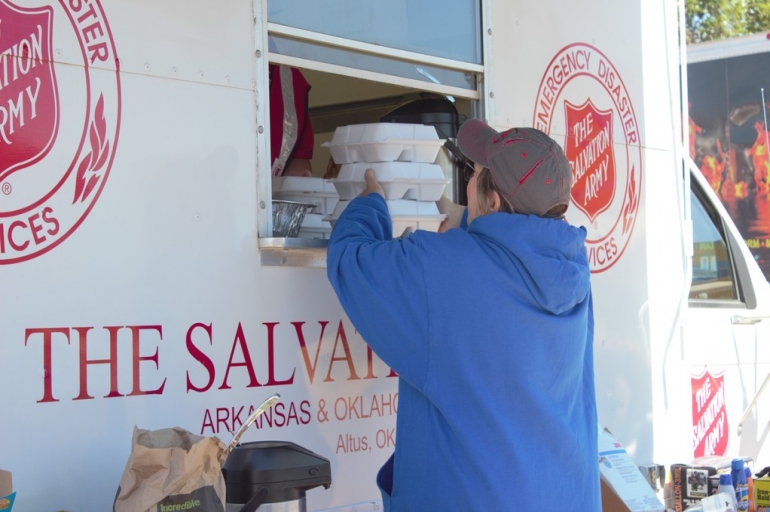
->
113;426;227;512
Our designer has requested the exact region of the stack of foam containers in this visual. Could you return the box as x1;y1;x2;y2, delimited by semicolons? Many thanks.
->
272;176;338;239
322;123;449;237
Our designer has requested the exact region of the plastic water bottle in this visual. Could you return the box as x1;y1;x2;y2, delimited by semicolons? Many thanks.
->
746;467;755;512
718;473;738;511
732;459;749;511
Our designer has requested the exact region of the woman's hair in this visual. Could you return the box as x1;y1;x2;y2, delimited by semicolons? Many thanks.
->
474;168;568;218
475;168;514;215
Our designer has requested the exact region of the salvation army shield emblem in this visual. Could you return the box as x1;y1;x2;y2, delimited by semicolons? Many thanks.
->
564;100;616;222
0;0;120;265
691;370;728;457
0;2;59;183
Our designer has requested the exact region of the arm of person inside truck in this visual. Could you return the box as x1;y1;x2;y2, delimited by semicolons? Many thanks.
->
270;64;314;177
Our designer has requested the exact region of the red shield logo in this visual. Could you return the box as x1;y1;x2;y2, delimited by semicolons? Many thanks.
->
691;370;729;457
0;2;59;183
564;100;616;222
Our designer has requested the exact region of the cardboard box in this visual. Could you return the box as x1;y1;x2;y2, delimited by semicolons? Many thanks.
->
755;475;770;511
0;469;14;512
599;429;665;512
602;477;636;512
0;471;9;499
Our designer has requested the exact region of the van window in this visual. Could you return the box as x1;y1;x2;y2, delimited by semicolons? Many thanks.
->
267;0;482;64
689;186;738;301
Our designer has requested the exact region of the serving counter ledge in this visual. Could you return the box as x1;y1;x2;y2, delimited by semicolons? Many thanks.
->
259;238;329;267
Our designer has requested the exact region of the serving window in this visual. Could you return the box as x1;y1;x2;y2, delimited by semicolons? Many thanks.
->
256;3;487;267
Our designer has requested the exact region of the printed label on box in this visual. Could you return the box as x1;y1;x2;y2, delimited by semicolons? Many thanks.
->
599;429;665;512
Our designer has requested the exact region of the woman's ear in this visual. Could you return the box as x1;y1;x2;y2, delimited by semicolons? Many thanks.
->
487;190;502;214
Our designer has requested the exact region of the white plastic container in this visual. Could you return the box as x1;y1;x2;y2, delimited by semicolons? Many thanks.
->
298;213;333;239
325;199;446;237
321;123;444;164
272;176;337;194
331;162;450;201
272;176;340;215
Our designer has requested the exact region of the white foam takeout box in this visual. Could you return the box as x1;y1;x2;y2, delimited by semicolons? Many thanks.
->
330;162;450;202
321;123;445;164
272;176;339;215
297;213;333;240
325;199;446;237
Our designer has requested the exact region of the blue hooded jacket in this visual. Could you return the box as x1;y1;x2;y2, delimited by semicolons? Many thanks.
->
327;193;600;511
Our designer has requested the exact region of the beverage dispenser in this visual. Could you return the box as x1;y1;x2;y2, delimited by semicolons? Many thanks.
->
223;440;332;512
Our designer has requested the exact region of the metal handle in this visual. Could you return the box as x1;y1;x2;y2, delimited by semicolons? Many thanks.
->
240;486;269;512
731;314;770;325
738;371;770;435
226;394;281;455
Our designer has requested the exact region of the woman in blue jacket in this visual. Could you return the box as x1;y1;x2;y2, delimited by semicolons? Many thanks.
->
326;119;600;511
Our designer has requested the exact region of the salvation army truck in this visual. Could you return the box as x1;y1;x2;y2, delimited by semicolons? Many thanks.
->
3;0;770;510
686;33;770;279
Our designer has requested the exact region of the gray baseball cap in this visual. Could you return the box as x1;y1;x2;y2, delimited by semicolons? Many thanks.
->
457;120;572;217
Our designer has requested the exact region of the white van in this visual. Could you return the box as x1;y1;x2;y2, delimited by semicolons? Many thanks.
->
3;0;770;510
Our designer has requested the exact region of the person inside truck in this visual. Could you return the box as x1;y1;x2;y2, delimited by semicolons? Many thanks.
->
326;120;599;510
269;63;314;177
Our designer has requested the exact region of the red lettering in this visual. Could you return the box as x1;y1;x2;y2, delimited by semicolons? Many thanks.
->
219;323;261;390
8;220;28;251
589;237;619;267
83;22;103;44
325;321;360;382
127;325;165;396
42;206;59;236
200;408;214;434
24;327;70;403
0;208;59;253
74;326;122;400
264;322;295;386
231;406;244;428
76;3;98;23
28;213;45;244
215;407;230;434
186;322;216;393
294;321;329;384
88;42;108;63
364;344;376;379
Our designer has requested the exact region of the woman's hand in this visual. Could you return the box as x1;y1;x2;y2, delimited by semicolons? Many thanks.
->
359;168;385;198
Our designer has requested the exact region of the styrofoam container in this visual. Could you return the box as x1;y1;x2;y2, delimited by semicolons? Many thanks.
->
331;162;449;201
301;212;332;231
329;123;440;145
321;123;444;164
298;213;332;239
324;199;445;236
272;176;337;194
272;176;339;215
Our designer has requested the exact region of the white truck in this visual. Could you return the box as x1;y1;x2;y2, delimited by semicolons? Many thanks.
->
687;32;770;280
3;0;770;510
